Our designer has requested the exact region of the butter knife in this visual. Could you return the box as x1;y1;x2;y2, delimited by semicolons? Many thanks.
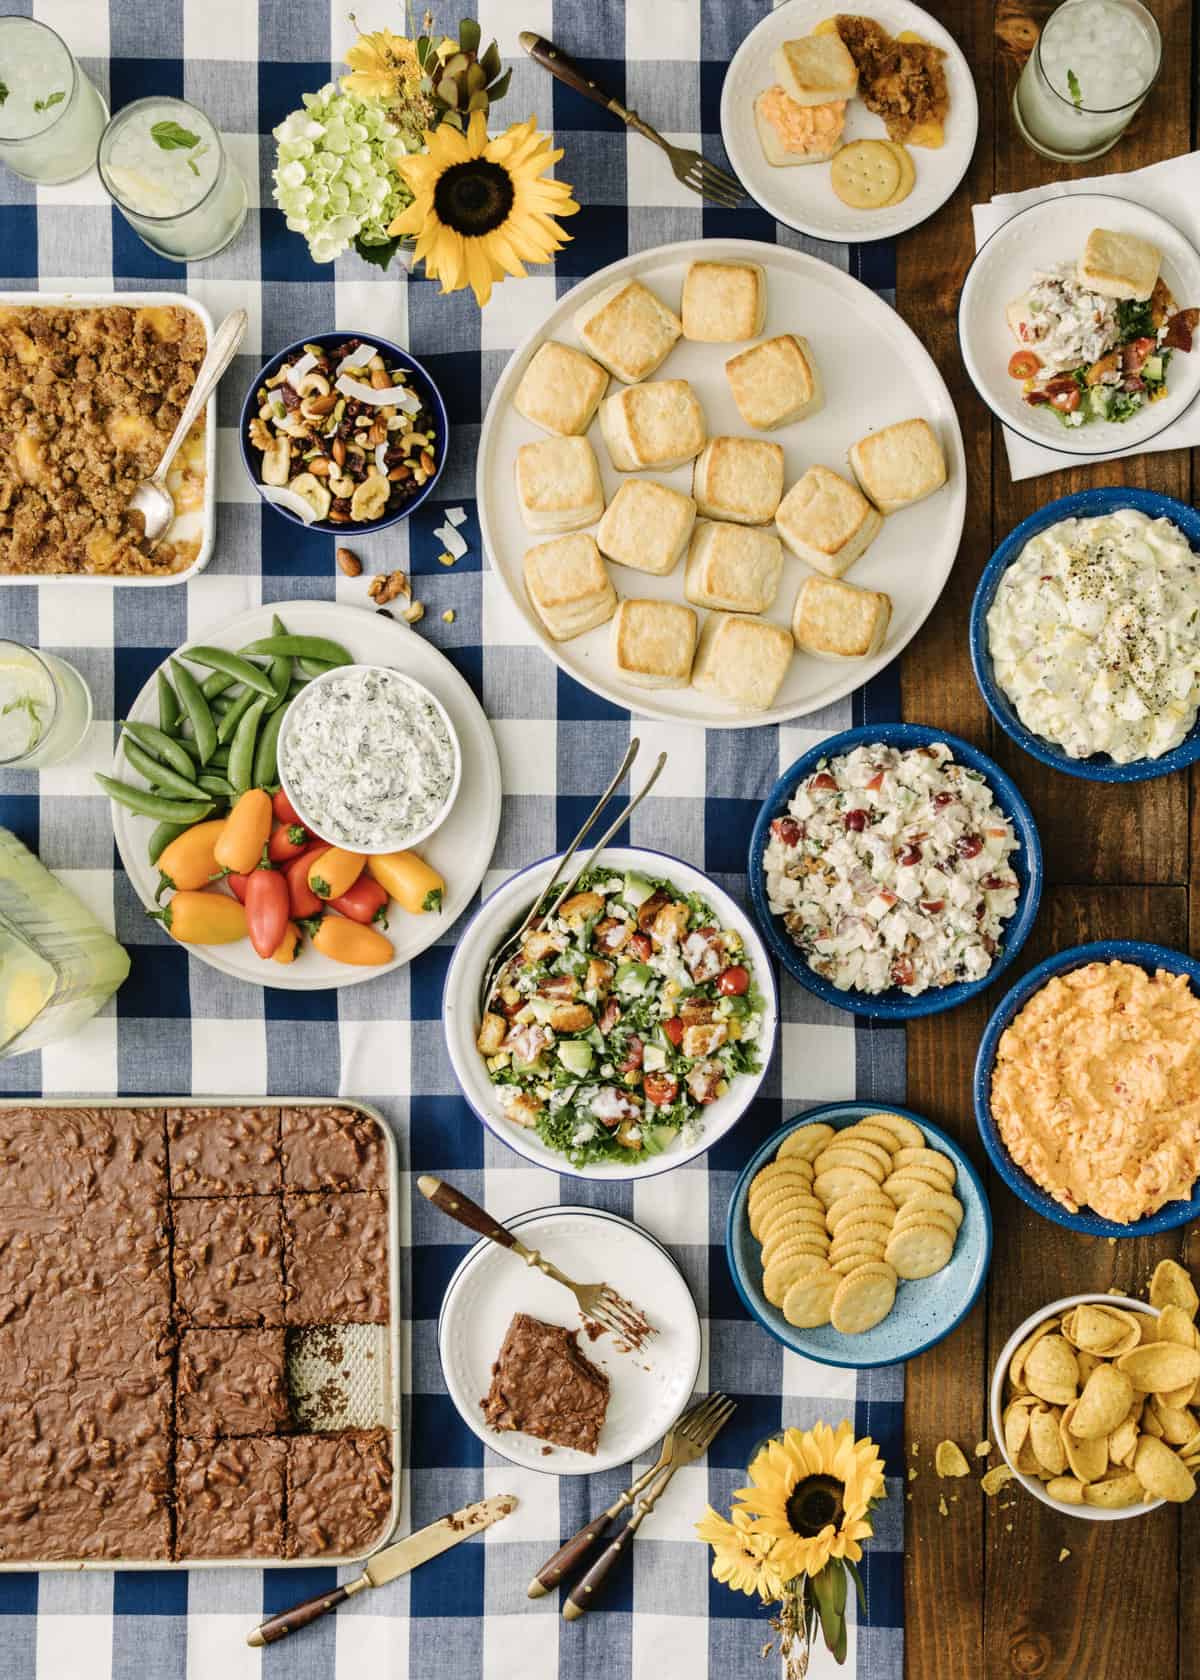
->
246;1494;518;1646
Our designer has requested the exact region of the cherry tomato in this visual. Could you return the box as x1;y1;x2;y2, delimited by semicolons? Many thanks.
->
272;789;305;828
1008;350;1041;380
644;1072;679;1107
717;964;750;997
627;931;652;961
329;874;389;926
662;1016;684;1049
1048;384;1081;412
268;822;310;863
244;867;291;960
286;845;326;919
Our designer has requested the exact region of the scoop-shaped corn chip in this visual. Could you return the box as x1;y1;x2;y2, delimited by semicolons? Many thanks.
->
1061;1402;1108;1483
1009;1317;1059;1389
1073;1365;1134;1440
1117;1342;1200;1394
1028;1406;1067;1476
1133;1434;1196;1503
1082;1472;1145;1509
1045;1475;1085;1505
1149;1260;1199;1319
935;1440;970;1478
1025;1334;1080;1407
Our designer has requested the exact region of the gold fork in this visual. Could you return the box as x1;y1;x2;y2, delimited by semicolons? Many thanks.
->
563;1392;737;1621
521;33;744;208
418;1175;655;1345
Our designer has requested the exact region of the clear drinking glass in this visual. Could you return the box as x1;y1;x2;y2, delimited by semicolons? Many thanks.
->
98;95;248;262
1013;0;1162;161
0;641;92;770
0;16;108;184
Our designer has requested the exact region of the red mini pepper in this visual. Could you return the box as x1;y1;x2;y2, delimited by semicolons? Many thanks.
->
225;872;251;904
272;789;305;828
268;822;310;863
286;845;327;919
244;865;291;960
328;873;389;926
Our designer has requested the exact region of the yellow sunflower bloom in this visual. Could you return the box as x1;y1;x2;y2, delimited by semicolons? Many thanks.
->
694;1505;786;1600
732;1421;886;1582
341;28;422;102
389;109;579;307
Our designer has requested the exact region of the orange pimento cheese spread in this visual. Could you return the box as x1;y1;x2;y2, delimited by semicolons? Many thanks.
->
759;86;846;155
991;960;1200;1224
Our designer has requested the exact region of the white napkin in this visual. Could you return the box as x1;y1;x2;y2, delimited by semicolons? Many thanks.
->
971;149;1200;481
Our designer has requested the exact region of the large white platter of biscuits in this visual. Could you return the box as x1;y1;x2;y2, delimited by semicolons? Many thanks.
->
477;236;966;728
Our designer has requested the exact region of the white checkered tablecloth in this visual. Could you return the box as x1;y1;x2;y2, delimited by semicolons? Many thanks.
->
0;2;907;1676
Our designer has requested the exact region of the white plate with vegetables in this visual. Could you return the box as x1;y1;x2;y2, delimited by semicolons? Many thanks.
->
105;600;502;990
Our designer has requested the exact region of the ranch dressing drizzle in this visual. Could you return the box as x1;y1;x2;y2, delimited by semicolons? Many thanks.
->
282;668;454;848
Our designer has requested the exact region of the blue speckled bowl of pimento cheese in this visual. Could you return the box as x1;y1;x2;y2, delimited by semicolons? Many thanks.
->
278;663;461;854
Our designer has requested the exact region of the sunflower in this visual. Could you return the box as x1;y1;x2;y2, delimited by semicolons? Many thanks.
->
341;27;423;102
733;1421;886;1582
695;1505;786;1600
388;110;579;306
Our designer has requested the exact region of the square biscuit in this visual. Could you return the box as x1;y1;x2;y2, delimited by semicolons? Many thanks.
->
596;478;696;577
792;573;892;658
610;598;698;689
514;435;605;533
684;520;784;614
524;532;617;641
773;34;858;104
692;435;785;525
1078;227;1161;301
692;612;794;713
572;279;682;384
513;340;609;436
681;260;767;342
725;334;823;429
775;465;882;577
848;418;947;515
599;378;707;472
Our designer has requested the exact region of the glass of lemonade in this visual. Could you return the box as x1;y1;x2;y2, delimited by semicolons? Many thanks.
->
0;16;108;184
0;641;92;770
1014;0;1161;161
98;95;248;262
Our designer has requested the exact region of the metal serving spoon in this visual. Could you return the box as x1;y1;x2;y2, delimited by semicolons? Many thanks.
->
130;307;248;546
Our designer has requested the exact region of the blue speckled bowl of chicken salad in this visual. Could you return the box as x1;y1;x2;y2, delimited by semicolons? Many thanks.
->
442;847;779;1180
749;725;1043;1020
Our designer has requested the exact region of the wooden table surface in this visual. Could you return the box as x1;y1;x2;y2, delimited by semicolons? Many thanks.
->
897;3;1198;1674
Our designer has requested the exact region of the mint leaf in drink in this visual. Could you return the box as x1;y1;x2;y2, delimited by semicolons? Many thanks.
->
33;90;65;113
0;83;9;108
1066;67;1082;108
187;158;199;176
151;119;201;152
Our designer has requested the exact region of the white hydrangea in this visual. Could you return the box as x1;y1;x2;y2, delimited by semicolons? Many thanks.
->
272;83;411;264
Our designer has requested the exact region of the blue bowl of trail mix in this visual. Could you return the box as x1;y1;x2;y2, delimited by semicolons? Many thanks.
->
240;330;448;533
748;724;1042;1020
442;846;779;1181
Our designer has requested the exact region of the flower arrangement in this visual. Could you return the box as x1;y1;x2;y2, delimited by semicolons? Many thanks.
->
271;11;578;304
697;1421;887;1673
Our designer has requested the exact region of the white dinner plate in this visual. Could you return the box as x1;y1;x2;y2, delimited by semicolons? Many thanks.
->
720;0;978;244
438;1206;702;1477
959;193;1200;457
477;237;966;728
111;600;502;990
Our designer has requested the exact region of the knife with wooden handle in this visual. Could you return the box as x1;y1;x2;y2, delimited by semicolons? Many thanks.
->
246;1495;517;1646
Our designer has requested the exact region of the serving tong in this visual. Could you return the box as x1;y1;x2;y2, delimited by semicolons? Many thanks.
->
478;737;667;1015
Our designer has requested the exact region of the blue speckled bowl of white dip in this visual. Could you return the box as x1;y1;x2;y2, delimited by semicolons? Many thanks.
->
278;663;462;853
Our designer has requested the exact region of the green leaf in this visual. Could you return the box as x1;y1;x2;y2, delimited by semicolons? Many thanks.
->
487;65;512;103
353;232;402;270
809;1563;848;1663
480;41;501;80
33;90;65;112
466;88;489;112
458;17;481;55
0;82;9;108
151;118;201;151
844;1557;867;1615
416;34;430;64
1066;67;1082;108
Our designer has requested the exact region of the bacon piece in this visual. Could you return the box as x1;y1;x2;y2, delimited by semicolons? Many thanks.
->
537;974;578;999
683;927;725;983
685;1061;723;1105
617;1035;644;1074
502;1023;549;1064
1163;308;1199;352
598;998;621;1036
1121;336;1155;374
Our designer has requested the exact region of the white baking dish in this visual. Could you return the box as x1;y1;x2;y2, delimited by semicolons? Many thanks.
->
0;291;218;587
0;1095;402;1570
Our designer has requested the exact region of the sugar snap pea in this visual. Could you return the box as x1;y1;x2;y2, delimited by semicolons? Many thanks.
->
252;703;286;789
170;659;217;766
148;820;189;864
297;656;337;680
228;694;268;795
197;773;235;798
123;735;207;802
183;646;278;699
201;669;237;702
121;721;198;784
264;614;293;712
95;774;213;824
238;634;351;666
217;683;260;746
156;671;180;734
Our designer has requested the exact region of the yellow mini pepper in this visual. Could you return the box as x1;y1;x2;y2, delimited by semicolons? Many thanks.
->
367;850;444;914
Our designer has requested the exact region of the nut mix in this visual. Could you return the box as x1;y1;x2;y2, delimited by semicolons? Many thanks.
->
247;338;439;526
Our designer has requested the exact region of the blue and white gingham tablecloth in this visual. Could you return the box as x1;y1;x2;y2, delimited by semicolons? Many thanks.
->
0;2;906;1675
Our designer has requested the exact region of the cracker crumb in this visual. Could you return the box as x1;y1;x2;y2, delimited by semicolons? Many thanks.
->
442;608;455;623
437;551;456;567
975;1440;992;1457
908;1467;918;1481
1058;1548;1071;1562
937;1495;948;1517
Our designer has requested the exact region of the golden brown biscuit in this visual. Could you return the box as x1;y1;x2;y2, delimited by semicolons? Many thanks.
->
692;436;785;525
725;333;822;430
684;520;783;614
791;573;892;658
598;379;707;472
775;465;882;577
572;279;682;383
513;340;609;436
610;597;698;689
524;533;617;641
680;260;767;343
691;612;793;712
595;478;697;577
514;435;605;533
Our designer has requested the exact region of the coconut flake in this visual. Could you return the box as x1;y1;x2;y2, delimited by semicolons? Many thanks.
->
285;350;319;391
374;441;390;476
336;342;379;374
446;506;467;527
433;523;468;560
261;485;317;525
335;373;410;407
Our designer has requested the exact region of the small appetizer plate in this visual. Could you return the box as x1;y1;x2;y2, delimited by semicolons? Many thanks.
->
721;0;977;243
959;193;1200;457
974;940;1200;1238
438;1205;702;1476
726;1102;992;1369
970;487;1200;783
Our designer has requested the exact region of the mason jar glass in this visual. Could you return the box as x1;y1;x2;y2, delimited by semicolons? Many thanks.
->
1013;0;1162;161
0;641;93;770
0;16;108;184
98;95;248;262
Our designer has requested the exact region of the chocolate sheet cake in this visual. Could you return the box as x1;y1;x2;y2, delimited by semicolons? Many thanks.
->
481;1312;610;1455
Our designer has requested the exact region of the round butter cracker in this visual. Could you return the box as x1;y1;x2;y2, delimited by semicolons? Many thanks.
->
880;141;916;206
831;140;901;211
831;1261;897;1334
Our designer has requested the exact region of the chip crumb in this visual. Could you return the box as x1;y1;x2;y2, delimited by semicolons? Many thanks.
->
935;1439;970;1478
911;1442;919;1454
1006;1522;1013;1531
437;550;456;566
441;608;455;623
1058;1548;1071;1562
937;1494;948;1517
981;1464;1014;1496
908;1467;918;1481
975;1440;992;1457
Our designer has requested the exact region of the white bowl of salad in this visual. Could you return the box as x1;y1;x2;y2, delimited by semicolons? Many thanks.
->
442;847;779;1179
959;193;1200;457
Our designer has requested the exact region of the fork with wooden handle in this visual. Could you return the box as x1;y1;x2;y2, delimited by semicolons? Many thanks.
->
527;1394;713;1598
520;32;743;208
563;1392;736;1622
417;1174;655;1345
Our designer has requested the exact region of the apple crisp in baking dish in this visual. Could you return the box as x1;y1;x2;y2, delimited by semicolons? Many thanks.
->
0;303;207;577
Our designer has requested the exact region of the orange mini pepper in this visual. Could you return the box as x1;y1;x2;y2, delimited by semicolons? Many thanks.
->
154;891;248;945
213;789;272;875
308;847;366;901
155;818;227;901
311;914;392;966
272;921;301;964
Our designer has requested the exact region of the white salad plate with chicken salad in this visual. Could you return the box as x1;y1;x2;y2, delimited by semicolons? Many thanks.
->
442;846;778;1179
478;237;966;729
959;194;1200;458
109;600;501;990
720;0;977;243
